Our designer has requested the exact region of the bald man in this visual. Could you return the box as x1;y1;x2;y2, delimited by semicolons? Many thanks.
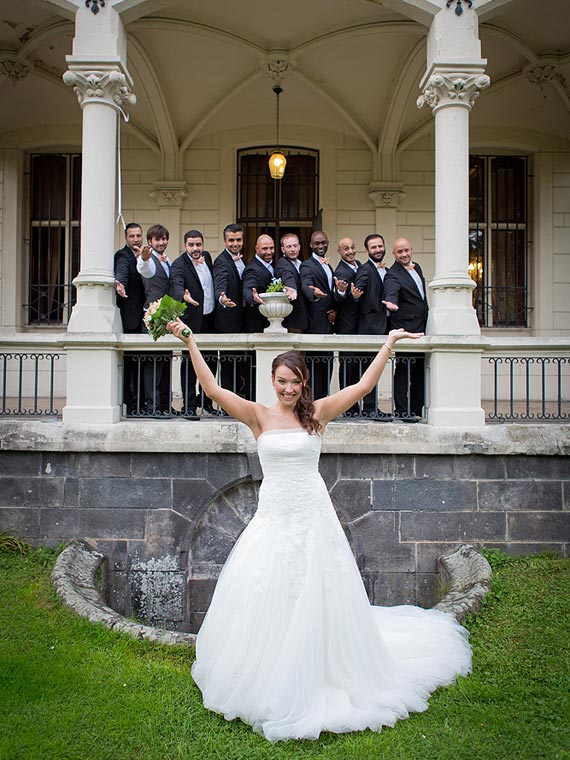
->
242;234;276;333
382;237;428;421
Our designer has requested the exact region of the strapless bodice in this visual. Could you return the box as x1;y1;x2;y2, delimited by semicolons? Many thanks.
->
257;428;321;480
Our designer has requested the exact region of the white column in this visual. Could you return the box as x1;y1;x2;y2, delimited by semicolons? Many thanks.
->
63;65;136;333
418;68;489;426
418;65;490;336
61;64;135;424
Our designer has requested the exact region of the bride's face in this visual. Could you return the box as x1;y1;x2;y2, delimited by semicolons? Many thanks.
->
272;365;303;406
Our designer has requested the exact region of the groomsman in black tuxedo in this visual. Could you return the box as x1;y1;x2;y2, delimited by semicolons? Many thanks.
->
137;224;172;415
333;237;361;415
213;224;249;398
114;222;145;414
274;232;307;333
353;233;392;420
170;230;217;417
242;234;276;333
300;230;336;400
382;237;428;422
114;222;145;332
214;224;245;334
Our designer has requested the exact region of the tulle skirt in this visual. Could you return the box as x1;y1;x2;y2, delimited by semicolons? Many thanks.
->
191;495;471;742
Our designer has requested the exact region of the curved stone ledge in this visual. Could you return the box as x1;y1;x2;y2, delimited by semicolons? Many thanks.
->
52;541;492;643
433;544;493;622
51;541;195;647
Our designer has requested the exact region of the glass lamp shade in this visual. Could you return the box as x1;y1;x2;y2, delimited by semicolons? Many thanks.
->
268;151;287;179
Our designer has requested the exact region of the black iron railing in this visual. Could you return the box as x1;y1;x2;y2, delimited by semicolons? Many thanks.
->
122;351;256;419
0;352;63;417
2;339;569;425
485;356;569;422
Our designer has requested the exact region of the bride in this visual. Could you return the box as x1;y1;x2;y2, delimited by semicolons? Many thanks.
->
167;319;472;742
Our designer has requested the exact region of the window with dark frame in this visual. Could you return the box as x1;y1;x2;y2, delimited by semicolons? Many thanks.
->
28;153;81;325
237;147;319;259
469;155;529;327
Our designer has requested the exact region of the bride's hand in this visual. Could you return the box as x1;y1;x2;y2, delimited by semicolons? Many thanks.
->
388;327;424;344
167;317;191;342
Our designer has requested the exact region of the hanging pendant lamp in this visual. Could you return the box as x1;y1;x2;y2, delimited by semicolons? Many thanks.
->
268;84;286;180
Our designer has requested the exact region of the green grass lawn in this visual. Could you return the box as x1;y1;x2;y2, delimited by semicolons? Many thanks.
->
1;546;569;760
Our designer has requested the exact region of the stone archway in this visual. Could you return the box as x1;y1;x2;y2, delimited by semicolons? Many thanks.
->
186;475;360;633
187;478;259;632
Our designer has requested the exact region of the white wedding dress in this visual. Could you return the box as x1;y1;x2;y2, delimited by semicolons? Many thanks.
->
191;429;472;742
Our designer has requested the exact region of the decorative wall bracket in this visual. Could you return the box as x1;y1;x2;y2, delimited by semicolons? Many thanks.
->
63;66;136;113
150;181;188;208
418;69;490;112
0;56;30;84
260;53;295;85
524;58;570;104
446;0;473;16
85;0;105;14
368;183;406;209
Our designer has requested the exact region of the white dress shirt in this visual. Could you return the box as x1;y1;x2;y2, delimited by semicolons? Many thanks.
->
136;251;171;278
255;254;274;277
190;255;215;315
407;265;425;299
311;252;332;290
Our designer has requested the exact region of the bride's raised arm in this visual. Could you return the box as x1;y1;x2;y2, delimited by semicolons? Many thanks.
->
167;318;262;433
314;329;424;425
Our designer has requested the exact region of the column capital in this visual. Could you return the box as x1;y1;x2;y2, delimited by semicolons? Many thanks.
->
368;182;405;209
150;181;188;209
417;65;490;113
63;62;136;112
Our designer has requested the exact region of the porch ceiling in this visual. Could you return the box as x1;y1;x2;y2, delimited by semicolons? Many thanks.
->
0;0;569;153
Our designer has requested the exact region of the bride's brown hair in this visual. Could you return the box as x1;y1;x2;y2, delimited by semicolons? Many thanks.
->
271;351;322;434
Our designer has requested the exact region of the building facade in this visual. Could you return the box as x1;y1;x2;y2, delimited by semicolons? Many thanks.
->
0;0;569;626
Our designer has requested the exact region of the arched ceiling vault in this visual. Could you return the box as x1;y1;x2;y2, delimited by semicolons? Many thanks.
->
1;0;569;171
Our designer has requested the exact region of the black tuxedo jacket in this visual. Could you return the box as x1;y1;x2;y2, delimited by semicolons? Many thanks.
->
242;257;273;333
333;259;361;335
170;251;214;333
382;260;428;332
274;256;308;331
213;250;244;333
354;260;390;335
114;245;145;332
300;256;336;334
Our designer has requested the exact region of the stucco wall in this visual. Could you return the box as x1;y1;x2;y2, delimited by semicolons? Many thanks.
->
553;154;570;332
0;149;4;319
398;134;436;281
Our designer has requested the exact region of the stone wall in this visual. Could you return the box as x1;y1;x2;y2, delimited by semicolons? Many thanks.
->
1;430;568;633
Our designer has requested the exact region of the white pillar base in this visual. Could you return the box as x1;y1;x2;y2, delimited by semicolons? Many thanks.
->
427;346;485;426
427;275;480;336
255;344;279;407
67;272;123;334
63;341;121;424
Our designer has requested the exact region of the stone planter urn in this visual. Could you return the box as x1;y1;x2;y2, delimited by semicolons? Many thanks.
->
258;292;293;333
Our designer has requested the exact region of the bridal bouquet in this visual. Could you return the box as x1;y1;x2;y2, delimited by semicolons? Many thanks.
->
144;294;190;341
